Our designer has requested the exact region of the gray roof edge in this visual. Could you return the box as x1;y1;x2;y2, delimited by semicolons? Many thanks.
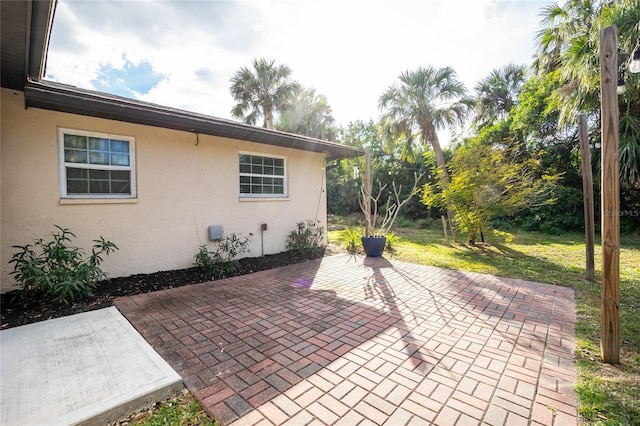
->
28;0;57;80
0;0;56;90
23;80;364;160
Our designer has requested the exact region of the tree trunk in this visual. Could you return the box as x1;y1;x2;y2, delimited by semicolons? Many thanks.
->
363;147;372;236
264;107;274;129
431;140;449;184
422;123;456;241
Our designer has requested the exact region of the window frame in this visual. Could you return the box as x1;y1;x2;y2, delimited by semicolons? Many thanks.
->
238;152;288;199
57;128;137;199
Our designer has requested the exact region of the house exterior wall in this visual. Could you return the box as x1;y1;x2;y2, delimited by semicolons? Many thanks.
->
1;88;328;293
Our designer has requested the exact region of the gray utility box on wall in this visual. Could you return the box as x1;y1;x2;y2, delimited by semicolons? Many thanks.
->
208;225;224;241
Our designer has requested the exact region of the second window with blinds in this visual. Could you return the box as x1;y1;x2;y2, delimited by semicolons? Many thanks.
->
239;153;287;198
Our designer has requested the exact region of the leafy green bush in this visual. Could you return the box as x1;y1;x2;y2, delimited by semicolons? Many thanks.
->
344;227;361;253
489;217;514;231
393;216;418;228
194;245;217;273
286;220;325;250
194;233;250;278
416;218;439;229
385;232;399;251
620;218;640;234
514;185;584;233
328;214;363;228
9;225;118;305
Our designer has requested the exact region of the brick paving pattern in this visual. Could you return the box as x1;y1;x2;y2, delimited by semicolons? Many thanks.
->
115;254;577;425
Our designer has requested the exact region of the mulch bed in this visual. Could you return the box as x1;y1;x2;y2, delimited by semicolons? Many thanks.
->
1;248;331;330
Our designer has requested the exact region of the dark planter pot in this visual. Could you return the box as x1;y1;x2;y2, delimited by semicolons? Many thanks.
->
361;236;386;257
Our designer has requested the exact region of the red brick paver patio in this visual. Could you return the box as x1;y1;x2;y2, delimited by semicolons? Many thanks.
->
114;254;577;425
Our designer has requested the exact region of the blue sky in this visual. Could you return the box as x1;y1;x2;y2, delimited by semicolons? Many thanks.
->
91;57;165;97
46;0;554;144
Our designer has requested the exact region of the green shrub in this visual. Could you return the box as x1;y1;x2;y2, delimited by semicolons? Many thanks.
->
344;227;361;253
195;245;217;273
9;225;118;305
539;221;563;235
515;185;584;233
329;214;363;228
489;217;514;231
417;218;438;229
620;219;640;234
194;233;250;278
385;232;399;251
394;216;423;228
286;220;325;250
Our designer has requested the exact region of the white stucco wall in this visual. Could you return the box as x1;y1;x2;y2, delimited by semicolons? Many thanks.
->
0;88;328;293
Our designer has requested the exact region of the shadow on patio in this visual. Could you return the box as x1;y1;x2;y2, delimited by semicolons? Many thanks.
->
114;253;577;425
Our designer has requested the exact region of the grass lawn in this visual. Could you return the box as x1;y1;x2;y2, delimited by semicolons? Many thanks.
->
329;223;640;425
117;390;219;426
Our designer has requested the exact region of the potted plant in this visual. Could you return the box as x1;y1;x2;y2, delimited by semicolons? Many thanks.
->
359;147;423;256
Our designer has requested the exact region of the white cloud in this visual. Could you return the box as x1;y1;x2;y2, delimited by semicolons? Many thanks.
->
46;0;551;144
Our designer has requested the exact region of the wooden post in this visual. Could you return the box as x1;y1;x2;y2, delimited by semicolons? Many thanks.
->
363;147;372;237
599;25;620;364
578;114;595;282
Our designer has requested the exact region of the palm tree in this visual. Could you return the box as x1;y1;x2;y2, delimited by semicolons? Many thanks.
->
230;58;300;129
533;0;640;187
378;66;472;239
473;63;527;128
532;0;598;75
613;1;640;187
533;0;602;127
378;66;471;178
533;0;640;124
276;87;338;141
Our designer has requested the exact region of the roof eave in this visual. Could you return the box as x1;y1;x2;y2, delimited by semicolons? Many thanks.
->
27;0;56;80
0;0;56;90
24;80;363;160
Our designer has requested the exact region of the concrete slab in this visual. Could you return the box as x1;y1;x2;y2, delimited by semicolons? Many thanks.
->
1;307;183;426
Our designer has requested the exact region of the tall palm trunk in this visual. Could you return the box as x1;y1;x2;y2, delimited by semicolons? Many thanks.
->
264;108;274;129
263;99;274;129
422;122;457;241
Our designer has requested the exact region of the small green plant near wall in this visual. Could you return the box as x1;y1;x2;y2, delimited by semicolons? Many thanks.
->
9;225;118;305
194;233;251;278
344;227;361;253
286;220;325;250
